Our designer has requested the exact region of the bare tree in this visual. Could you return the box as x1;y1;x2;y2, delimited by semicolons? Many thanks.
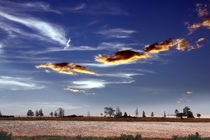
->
35;110;39;117
39;109;44;117
115;107;122;117
135;108;139;117
142;111;146;118
104;107;115;117
50;112;54;117
57;107;65;117
54;111;58;117
151;112;154;118
164;111;166;118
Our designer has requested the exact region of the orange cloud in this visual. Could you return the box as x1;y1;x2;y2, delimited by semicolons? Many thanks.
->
188;18;210;31
64;87;86;93
144;39;174;53
186;91;193;94
174;39;193;51
195;38;205;48
35;62;98;75
95;50;150;64
188;3;210;33
71;65;99;75
95;38;195;65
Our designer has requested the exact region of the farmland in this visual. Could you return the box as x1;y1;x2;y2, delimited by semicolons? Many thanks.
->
1;120;210;138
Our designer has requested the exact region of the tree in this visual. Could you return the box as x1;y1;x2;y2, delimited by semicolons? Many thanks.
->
187;111;194;118
115;107;122;117
183;106;190;116
54;111;58;117
27;109;34;117
123;112;128;117
175;109;179;116
135;108;139;117
0;111;2;117
57;107;65;117
151;112;154;118
104;107;115;117
39;109;44;117
100;113;103;116
197;113;201;118
50;112;54;117
142;111;146;118
35;110;39;117
183;106;194;118
163;111;166;118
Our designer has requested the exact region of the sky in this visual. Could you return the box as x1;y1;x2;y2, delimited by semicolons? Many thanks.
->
0;0;210;116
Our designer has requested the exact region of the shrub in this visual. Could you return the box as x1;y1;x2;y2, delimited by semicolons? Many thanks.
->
0;131;13;140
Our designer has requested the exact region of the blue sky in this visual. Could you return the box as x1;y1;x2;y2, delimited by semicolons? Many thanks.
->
0;0;210;116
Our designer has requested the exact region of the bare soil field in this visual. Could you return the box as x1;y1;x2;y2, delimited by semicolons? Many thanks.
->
1;121;210;138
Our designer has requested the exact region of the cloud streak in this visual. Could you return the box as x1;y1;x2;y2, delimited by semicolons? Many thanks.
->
0;10;67;45
0;1;61;14
36;62;98;76
97;28;136;38
0;76;45;90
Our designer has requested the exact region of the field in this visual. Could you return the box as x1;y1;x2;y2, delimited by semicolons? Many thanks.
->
1;120;210;139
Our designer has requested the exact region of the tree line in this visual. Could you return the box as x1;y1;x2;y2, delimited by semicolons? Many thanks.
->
0;106;201;118
103;106;201;118
26;107;64;117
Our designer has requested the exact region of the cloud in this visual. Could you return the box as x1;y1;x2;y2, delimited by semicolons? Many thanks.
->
0;76;45;90
70;78;135;90
188;3;210;33
64;87;95;95
95;38;197;65
186;91;193;94
0;43;3;54
97;28;136;38
195;38;205;48
64;38;71;50
0;10;68;45
71;80;106;89
188;18;210;31
0;1;61;14
144;38;193;52
65;2;128;16
102;73;143;79
95;50;150;65
35;62;98;76
69;3;87;12
64;87;86;93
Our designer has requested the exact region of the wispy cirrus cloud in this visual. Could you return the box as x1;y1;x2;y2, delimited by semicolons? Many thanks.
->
70;77;135;90
64;2;128;16
0;76;45;90
25;42;136;56
0;1;61;14
97;28;136;38
0;10;68;45
0;43;3;54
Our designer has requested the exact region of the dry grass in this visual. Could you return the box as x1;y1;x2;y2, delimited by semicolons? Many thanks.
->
0;116;209;122
1;120;210;138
